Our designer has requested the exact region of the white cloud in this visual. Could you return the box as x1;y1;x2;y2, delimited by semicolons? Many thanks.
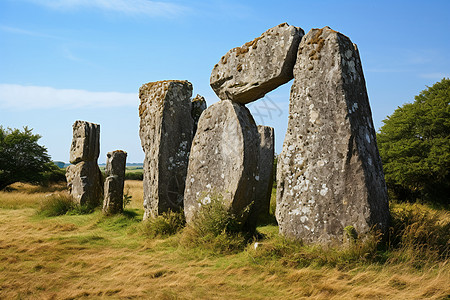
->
0;84;138;110
24;0;188;17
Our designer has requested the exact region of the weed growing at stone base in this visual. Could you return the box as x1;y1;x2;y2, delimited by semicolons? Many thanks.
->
180;195;248;254
140;210;186;238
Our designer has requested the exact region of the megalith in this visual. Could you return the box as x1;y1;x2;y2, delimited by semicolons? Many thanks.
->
66;120;103;206
210;23;304;104
244;126;275;232
184;100;259;226
191;94;207;137
276;27;390;245
139;80;194;219
103;150;127;215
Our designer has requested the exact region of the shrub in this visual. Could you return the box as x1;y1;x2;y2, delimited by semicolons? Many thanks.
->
124;172;143;181
180;195;248;254
140;210;186;238
38;193;74;217
388;203;450;264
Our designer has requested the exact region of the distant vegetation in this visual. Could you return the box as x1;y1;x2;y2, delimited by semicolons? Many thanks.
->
0;126;65;190
377;78;450;205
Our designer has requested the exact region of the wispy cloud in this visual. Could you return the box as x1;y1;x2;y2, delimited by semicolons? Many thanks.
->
0;84;138;110
419;72;450;79
366;68;409;73
24;0;189;17
0;25;61;39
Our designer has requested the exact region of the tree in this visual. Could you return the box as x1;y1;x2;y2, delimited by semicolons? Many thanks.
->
0;126;56;190
377;78;450;204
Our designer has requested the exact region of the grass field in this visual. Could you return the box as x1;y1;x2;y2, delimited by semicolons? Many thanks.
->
0;181;449;299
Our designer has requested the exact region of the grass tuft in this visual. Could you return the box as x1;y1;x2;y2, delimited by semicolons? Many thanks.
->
38;193;75;217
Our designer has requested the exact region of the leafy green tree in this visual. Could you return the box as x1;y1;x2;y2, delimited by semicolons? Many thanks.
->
377;78;450;204
0;126;58;190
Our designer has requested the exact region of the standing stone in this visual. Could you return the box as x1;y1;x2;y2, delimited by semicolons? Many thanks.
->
210;23;304;104
244;125;275;232
276;27;390;245
66;120;103;207
139;80;194;219
184;100;259;226
191;94;207;137
103;150;127;215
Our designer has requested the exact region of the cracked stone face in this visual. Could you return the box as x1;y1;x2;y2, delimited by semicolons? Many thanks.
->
244;125;274;232
210;23;304;104
69;120;100;164
139;80;194;219
183;100;259;226
276;27;390;245
66;160;103;207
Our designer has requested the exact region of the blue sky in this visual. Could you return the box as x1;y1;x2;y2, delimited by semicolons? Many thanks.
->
1;0;449;163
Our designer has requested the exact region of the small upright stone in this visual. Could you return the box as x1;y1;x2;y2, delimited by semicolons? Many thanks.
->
244;125;275;232
191;94;207;137
103;150;127;215
210;23;304;104
139;80;194;219
184;100;259;226
276;27;390;245
69;120;100;164
66;120;103;206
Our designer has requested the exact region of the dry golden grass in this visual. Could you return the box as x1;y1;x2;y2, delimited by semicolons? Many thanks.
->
0;181;449;299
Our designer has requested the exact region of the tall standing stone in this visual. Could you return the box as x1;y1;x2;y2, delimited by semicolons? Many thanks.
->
191;94;207;137
276;27;390;245
103;150;127;215
139;80;194;219
244;126;275;232
184;100;259;226
66;120;103;206
210;23;304;104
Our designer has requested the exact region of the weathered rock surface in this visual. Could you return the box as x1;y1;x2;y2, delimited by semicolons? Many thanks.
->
276;27;390;245
184;100;259;225
210;23;304;104
103;150;127;215
139;80;194;219
66;120;103;206
244;125;275;232
69;120;100;164
191;94;207;137
66;161;103;206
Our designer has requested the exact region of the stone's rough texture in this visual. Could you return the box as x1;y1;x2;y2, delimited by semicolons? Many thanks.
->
210;23;304;104
191;94;207;137
66;120;103;206
276;27;390;245
69;121;100;164
103;150;127;215
139;80;194;219
184;100;259;225
244;126;275;232
66;161;103;206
